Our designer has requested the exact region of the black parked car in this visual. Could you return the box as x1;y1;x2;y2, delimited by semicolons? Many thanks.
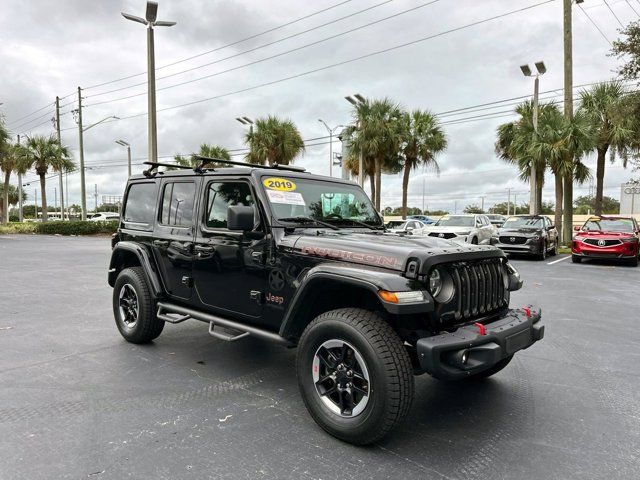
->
108;158;544;445
491;215;558;260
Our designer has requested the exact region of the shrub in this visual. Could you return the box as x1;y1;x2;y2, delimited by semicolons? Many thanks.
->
35;220;119;235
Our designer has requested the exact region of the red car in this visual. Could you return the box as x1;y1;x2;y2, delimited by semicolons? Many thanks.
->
571;216;640;266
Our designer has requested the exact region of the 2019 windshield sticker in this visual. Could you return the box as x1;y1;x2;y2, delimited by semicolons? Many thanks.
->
266;190;305;206
263;177;297;191
301;245;401;269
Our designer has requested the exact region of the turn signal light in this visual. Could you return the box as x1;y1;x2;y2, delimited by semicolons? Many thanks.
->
378;290;425;304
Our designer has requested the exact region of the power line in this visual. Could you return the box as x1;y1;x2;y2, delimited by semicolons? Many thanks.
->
86;0;442;106
624;0;640;16
87;0;400;99
81;0;555;117
603;0;625;27
83;0;356;91
577;3;612;45
6;102;54;127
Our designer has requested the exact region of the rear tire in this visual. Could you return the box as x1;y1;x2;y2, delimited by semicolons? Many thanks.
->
296;308;414;445
571;255;582;263
550;241;558;256
629;256;639;267
538;244;547;261
113;267;164;344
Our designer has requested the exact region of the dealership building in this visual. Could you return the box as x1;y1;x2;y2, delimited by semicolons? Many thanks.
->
620;182;640;214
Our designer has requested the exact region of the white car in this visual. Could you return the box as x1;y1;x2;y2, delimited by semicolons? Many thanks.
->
90;212;120;222
388;219;427;236
423;214;494;244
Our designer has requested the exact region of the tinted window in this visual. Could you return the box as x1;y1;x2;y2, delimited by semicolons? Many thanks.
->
123;182;157;230
206;182;255;229
160;182;196;227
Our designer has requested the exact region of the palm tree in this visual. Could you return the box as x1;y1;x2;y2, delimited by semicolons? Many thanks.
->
245;116;305;166
496;101;557;214
174;143;231;169
0;143;31;224
579;81;638;215
0;183;25;221
0;118;12;224
343;98;403;210
22;135;74;222
398;110;447;219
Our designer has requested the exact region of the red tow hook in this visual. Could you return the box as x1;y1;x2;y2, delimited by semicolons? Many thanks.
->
474;322;486;336
522;307;532;318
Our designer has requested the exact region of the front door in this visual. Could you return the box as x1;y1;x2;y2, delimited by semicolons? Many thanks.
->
192;179;267;319
152;179;199;300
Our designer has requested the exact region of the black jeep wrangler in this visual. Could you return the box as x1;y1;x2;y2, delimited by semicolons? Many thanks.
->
108;159;544;445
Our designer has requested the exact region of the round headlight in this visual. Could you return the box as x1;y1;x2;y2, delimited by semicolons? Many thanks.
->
429;269;442;298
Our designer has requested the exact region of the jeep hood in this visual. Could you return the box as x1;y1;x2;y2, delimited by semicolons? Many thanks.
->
280;230;503;273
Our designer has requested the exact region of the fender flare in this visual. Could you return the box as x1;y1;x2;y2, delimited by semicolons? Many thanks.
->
108;241;163;298
278;264;432;339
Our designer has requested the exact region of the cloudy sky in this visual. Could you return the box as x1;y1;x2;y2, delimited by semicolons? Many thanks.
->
1;0;638;213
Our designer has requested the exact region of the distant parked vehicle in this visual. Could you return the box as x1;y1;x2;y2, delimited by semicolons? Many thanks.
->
491;215;558;260
423;214;493;244
407;214;436;225
388;219;427;235
385;220;405;229
571;216;639;266
485;214;507;228
90;212;120;222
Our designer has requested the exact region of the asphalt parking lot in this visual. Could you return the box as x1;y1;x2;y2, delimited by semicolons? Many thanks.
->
0;235;638;480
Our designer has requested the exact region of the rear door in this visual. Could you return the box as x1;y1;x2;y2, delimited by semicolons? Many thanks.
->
151;178;199;300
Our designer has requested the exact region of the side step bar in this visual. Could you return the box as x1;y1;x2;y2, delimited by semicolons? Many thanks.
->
156;301;292;346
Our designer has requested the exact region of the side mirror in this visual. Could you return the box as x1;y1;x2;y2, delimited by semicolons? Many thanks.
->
227;206;255;231
405;227;414;232
573;226;580;232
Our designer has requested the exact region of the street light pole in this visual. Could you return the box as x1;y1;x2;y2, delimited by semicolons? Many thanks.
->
318;119;344;177
236;117;254;159
77;86;86;220
345;94;366;188
520;61;546;215
122;2;176;164
116;140;132;177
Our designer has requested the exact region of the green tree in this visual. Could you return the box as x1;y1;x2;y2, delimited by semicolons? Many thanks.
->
22;135;74;222
398;109;447;219
0;143;31;224
573;194;620;214
0;183;26;221
463;204;484;214
343;98;403;210
174;143;231;169
245;116;305;167
611;20;640;81
579;82;638;215
0;118;12;224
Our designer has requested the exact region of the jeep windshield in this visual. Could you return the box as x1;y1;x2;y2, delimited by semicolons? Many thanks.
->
435;215;475;227
262;176;382;228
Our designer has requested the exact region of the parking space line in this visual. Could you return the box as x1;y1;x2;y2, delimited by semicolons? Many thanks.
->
547;255;570;265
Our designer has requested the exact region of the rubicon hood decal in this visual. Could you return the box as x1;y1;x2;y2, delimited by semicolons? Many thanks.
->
300;245;402;269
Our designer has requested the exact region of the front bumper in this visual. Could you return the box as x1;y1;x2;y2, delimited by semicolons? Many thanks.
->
571;240;638;259
491;238;542;255
416;306;544;380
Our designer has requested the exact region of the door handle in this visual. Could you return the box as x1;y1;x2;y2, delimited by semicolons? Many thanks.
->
195;245;214;253
153;239;169;247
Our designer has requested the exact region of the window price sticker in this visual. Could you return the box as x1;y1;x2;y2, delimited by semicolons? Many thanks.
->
266;189;306;206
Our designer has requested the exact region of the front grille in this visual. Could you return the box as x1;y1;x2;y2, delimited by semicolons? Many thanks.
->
429;232;457;239
583;238;621;247
499;236;527;245
447;259;507;321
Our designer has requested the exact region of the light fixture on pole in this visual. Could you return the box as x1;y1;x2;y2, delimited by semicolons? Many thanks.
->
344;94;366;187
318;119;344;178
115;139;132;177
520;61;546;215
236;117;254;160
122;1;176;164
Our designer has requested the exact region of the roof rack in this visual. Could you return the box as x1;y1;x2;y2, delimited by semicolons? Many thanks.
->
142;157;306;177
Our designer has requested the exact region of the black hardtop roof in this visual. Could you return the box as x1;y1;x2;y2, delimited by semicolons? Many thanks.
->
128;166;357;185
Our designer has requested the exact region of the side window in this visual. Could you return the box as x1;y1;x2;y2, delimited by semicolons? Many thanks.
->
206;181;255;229
159;182;196;227
123;182;158;230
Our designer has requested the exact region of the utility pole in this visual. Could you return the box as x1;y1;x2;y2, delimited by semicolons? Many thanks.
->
17;134;23;222
562;0;574;245
454;200;457;214
480;196;485;212
77;86;87;221
514;193;518;214
94;184;98;215
507;188;511;216
54;187;57;216
55;96;65;221
34;188;38;220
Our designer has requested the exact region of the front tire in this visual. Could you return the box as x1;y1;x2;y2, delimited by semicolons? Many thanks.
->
296;308;414;445
113;267;164;344
571;254;582;264
629;255;639;267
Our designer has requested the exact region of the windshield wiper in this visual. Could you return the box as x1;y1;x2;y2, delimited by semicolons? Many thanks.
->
328;218;385;230
277;216;340;230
